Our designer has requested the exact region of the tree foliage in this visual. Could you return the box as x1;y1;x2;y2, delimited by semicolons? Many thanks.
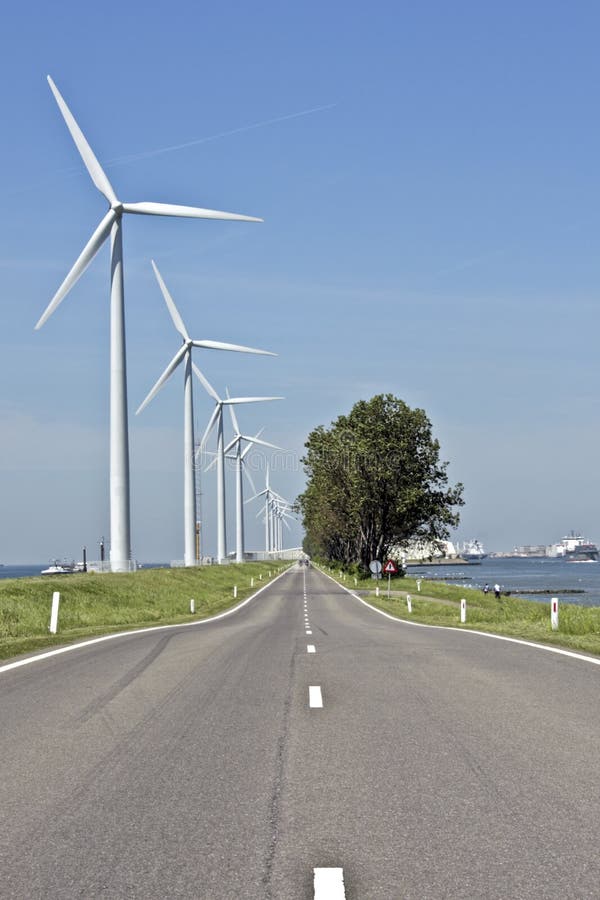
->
296;395;464;569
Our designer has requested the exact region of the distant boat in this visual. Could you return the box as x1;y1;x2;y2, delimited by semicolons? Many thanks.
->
41;560;85;575
460;539;488;562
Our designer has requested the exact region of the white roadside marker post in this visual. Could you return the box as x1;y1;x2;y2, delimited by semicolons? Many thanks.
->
234;585;238;599
417;579;421;592
460;598;466;623
376;585;380;597
354;576;357;586
551;597;559;631
251;577;254;587
190;598;195;614
49;591;60;634
407;594;412;613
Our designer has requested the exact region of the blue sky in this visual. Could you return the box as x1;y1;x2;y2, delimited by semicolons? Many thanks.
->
1;1;600;562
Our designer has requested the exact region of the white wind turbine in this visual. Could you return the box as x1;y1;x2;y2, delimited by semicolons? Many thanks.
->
246;465;279;553
35;76;261;572
272;497;296;552
223;405;283;563
196;370;283;563
250;472;296;554
136;261;275;567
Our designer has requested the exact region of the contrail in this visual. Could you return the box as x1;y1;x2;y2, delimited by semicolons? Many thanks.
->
7;102;336;198
107;102;337;168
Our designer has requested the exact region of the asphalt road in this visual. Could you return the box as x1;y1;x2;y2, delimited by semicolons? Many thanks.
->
1;565;599;899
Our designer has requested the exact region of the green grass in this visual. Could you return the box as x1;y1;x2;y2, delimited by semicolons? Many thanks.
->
320;566;600;657
0;562;289;662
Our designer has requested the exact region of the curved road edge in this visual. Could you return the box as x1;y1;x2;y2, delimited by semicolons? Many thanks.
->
0;564;295;677
315;565;600;669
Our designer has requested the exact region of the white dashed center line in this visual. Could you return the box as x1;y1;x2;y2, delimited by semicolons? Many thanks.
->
309;685;323;708
306;630;312;635
314;867;345;898
307;644;316;653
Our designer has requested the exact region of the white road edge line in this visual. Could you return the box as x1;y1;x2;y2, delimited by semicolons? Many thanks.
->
309;685;323;708
314;867;345;898
316;568;600;668
307;644;316;653
0;567;294;677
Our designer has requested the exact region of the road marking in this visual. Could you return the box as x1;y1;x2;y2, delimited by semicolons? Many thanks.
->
314;867;345;898
316;568;600;669
306;630;312;635
309;685;323;707
307;644;316;653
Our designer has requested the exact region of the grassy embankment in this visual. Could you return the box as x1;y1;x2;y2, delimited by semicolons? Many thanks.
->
319;565;600;657
0;562;289;662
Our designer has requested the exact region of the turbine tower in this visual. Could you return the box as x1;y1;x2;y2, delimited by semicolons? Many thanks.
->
35;76;261;571
196;370;282;563
136;261;274;567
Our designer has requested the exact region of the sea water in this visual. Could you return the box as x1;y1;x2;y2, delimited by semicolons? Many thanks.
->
3;557;600;607
408;556;600;608
0;563;169;580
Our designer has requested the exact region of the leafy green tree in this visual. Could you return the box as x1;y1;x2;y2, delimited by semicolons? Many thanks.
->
297;395;463;569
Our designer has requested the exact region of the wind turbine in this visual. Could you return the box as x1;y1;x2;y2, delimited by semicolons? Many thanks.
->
136;261;274;567
248;468;296;555
196;370;283;563
35;76;261;572
247;465;278;554
272;497;296;552
223;405;283;562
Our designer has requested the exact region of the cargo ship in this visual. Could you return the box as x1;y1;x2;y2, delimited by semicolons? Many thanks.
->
460;540;488;562
551;532;599;562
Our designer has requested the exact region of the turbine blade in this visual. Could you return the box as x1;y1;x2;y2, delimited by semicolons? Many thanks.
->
47;76;118;205
122;201;262;223
241;428;265;460
35;209;115;329
151;260;189;341
135;344;188;414
223;396;283;404
192;362;221;402
240;435;282;451
242;464;258;497
228;400;241;436
200;405;221;448
241;442;254;461
223;436;239;455
204;454;218;472
195;444;215;462
191;340;276;357
245;488;267;504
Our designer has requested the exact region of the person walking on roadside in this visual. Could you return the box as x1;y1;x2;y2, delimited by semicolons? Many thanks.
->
494;582;501;600
483;583;489;597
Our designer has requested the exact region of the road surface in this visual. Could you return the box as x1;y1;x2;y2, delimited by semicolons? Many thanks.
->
1;564;599;898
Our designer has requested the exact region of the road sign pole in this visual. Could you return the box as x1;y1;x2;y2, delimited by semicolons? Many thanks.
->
387;572;391;598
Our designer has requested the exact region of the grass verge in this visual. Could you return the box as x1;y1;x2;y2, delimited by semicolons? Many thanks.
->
319;566;600;658
0;562;289;662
